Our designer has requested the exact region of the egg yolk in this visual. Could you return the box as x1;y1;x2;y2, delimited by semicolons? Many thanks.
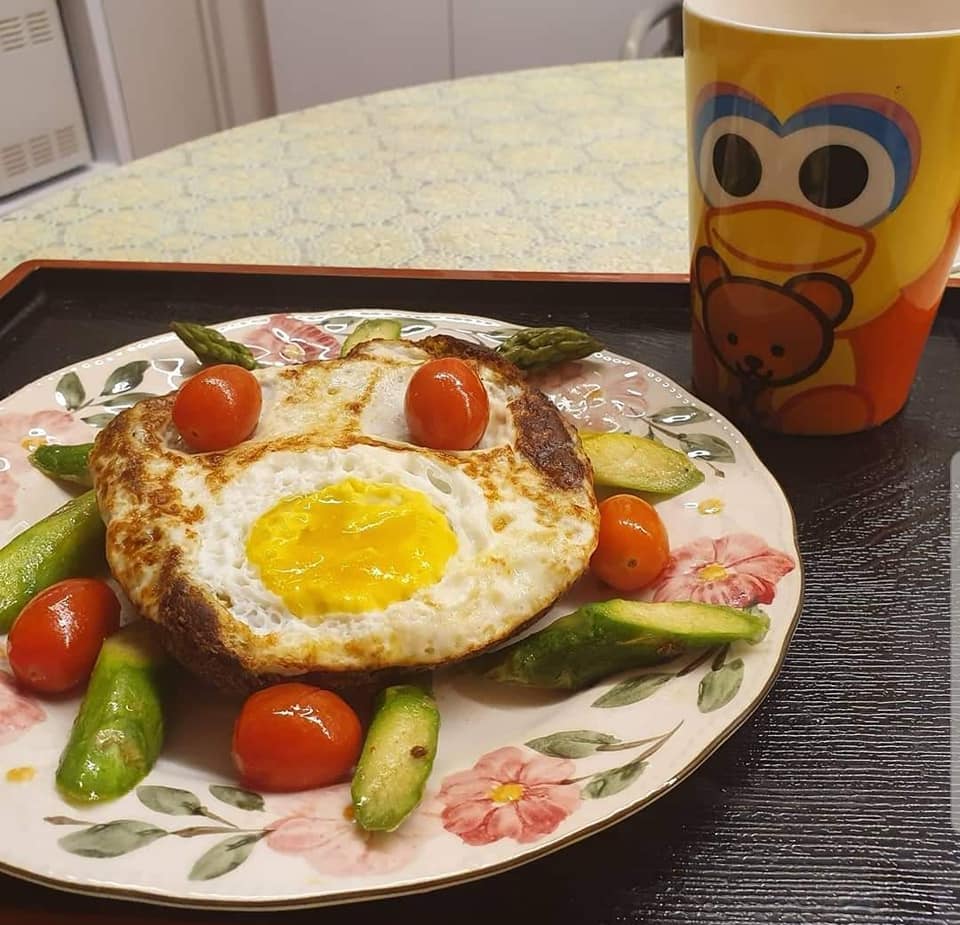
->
246;478;457;617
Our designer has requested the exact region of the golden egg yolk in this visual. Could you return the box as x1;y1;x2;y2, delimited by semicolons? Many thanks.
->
246;478;457;618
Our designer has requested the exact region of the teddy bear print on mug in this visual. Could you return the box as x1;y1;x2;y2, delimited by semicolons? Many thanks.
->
695;246;853;426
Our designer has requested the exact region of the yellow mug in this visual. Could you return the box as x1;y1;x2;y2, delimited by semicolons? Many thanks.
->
684;1;960;434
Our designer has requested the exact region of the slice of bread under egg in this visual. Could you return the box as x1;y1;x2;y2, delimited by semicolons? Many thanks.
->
90;335;600;692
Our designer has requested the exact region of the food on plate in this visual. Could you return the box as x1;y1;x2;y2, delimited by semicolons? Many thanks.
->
0;490;105;633
404;356;490;450
351;683;440;832
232;683;362;792
497;325;603;371
480;599;770;690
171;363;263;452
170;320;259;370
28;442;94;487
582;432;704;496
56;621;167;803
89;336;598;691
7;578;121;694
341;318;403;356
0;314;784;821
590;494;669;592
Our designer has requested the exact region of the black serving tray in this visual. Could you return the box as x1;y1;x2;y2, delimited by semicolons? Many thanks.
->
1;260;959;925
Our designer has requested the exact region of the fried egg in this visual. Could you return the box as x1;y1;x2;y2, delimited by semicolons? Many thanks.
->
90;336;599;692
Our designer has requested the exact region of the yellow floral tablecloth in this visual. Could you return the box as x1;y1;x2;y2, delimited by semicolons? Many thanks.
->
0;59;694;278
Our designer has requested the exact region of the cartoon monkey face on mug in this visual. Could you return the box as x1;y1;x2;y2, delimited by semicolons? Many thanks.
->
695;247;853;387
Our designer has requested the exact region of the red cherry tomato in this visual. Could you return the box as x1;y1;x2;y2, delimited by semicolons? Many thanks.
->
7;578;122;694
404;357;490;450
232;683;363;792
172;364;262;452
590;494;670;592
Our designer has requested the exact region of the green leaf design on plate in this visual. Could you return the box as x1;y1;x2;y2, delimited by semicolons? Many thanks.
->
698;658;745;713
55;372;85;411
711;643;730;672
209;784;264;812
101;360;150;396
525;730;620;758
679;433;735;464
189;833;262;881
650;405;710;426
44;815;88;826
81;413;116;428
592;673;673;708
99;391;155;408
137;785;202;815
59;820;167;858
582;757;647;799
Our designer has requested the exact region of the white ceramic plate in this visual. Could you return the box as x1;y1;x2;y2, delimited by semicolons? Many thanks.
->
0;310;802;910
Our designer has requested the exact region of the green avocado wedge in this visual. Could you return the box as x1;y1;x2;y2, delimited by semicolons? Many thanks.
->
581;432;704;497
341;318;403;356
0;490;105;633
56;621;168;804
480;599;769;690
351;684;440;832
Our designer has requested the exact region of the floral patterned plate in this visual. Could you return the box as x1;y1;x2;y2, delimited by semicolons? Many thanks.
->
0;310;801;910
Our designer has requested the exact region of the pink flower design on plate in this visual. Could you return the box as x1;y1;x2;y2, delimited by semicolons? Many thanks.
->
437;746;580;846
529;360;647;432
0;410;92;522
651;533;796;608
242;314;340;364
0;670;45;745
265;783;436;876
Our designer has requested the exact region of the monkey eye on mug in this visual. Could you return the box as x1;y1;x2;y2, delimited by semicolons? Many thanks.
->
694;92;919;228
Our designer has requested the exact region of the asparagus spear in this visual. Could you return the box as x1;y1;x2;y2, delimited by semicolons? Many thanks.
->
56;621;167;804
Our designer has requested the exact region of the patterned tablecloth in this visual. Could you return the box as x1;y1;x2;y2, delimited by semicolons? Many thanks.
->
0;59;692;278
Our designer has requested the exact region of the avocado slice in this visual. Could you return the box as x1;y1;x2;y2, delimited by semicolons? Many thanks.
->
351;684;440;831
0;490;105;633
481;599;769;690
341;318;403;356
582;432;704;497
56;621;167;804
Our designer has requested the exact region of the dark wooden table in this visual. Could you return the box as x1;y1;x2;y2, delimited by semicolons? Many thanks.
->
1;262;958;925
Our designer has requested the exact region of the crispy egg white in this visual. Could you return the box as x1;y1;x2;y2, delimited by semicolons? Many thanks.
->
90;335;599;691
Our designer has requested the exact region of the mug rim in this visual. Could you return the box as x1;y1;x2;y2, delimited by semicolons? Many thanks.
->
682;0;960;41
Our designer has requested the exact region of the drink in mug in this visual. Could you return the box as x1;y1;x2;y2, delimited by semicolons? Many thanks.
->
683;0;960;434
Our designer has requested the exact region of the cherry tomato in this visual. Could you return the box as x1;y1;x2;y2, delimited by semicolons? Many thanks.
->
232;683;363;792
404;357;490;450
7;578;121;694
590;494;670;592
172;364;262;452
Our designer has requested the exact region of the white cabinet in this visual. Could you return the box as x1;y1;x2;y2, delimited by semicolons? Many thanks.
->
265;0;676;114
102;0;221;158
263;0;450;112
60;0;276;163
451;0;654;77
